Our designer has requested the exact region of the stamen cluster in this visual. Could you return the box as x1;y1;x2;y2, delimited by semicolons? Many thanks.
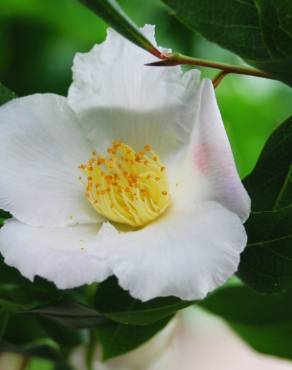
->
79;141;170;227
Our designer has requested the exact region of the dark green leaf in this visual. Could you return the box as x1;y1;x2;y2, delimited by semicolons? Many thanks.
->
31;277;191;329
200;284;292;325
231;322;292;360
54;363;74;370
0;313;84;362
1;314;61;361
0;340;60;362
0;83;16;106
162;0;292;86
96;317;172;361
238;233;292;293
0;311;9;339
78;0;162;57
37;317;85;348
254;0;292;84
163;0;266;60
0;214;11;232
243;117;292;211
31;301;108;328
200;285;292;359
94;277;192;325
0;257;31;287
0;256;89;314
238;116;292;293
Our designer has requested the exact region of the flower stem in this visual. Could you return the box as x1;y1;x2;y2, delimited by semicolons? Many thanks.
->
86;330;97;370
19;357;31;370
146;52;272;80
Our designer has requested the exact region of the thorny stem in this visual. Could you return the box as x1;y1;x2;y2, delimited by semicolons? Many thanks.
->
146;52;273;86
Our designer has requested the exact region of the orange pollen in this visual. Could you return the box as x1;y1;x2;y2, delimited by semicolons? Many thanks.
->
79;141;171;227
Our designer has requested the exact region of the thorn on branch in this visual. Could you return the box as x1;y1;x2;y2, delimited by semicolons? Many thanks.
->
145;52;272;83
145;59;179;67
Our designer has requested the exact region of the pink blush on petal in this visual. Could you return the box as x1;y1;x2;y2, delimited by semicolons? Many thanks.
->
193;144;209;174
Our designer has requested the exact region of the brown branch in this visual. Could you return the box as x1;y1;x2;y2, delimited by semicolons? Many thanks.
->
213;71;230;88
146;53;272;80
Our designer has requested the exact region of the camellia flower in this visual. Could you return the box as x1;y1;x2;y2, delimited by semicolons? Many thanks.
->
0;26;250;301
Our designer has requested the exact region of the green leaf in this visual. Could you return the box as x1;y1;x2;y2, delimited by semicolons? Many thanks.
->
254;0;292;84
200;284;292;325
163;0;265;60
78;0;162;57
0;256;96;336
162;0;292;86
243;117;292;211
31;301;108;329
29;295;174;361
200;285;292;360
0;256;107;329
31;277;191;328
238;116;292;293
0;257;40;288
94;277;192;325
231;322;292;360
37;317;85;348
0;311;9;339
96;317;172;361
1;314;62;362
0;210;11;227
0;83;16;106
0;313;84;362
0;340;60;362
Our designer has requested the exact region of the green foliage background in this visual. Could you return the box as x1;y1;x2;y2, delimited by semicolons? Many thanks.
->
1;0;292;179
1;0;292;369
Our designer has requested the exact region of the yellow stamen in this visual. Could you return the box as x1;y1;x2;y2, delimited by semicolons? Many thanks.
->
79;141;171;227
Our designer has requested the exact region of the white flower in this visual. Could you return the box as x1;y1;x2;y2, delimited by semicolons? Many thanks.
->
0;25;250;301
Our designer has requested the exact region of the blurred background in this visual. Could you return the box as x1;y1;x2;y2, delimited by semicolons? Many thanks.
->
0;1;292;369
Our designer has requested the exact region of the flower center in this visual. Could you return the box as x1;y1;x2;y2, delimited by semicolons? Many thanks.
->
79;141;171;227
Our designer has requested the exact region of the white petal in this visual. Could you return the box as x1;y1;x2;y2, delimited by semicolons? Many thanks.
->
0;201;246;299
68;26;200;163
187;79;250;221
0;94;101;227
0;220;115;289
105;201;247;301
